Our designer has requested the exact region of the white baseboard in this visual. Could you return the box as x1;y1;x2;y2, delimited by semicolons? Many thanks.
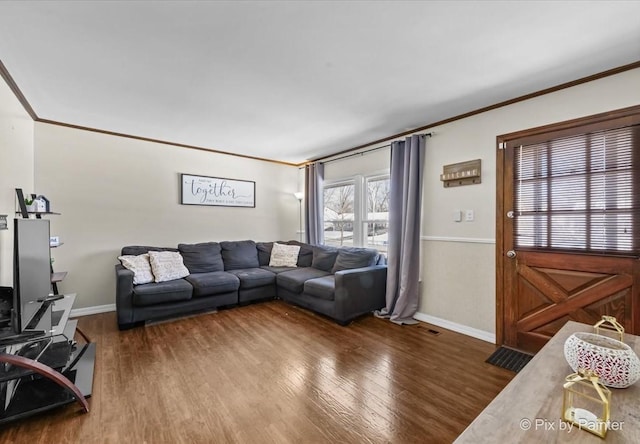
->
70;303;116;318
66;304;496;344
413;311;496;344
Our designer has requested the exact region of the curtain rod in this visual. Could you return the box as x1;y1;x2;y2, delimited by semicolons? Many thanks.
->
305;132;433;167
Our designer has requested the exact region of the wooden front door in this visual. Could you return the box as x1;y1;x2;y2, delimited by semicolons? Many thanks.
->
497;107;640;353
503;250;638;353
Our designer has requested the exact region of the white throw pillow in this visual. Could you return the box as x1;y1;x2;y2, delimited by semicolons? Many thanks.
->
118;253;154;285
269;243;300;267
148;251;190;283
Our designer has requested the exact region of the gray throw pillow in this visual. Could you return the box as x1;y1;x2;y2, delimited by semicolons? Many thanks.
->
332;247;379;273
220;240;259;270
178;242;224;273
311;246;338;272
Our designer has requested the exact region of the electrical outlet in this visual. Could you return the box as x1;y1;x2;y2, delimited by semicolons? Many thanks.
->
465;209;475;222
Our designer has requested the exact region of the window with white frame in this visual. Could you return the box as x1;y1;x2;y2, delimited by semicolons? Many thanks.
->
323;174;390;253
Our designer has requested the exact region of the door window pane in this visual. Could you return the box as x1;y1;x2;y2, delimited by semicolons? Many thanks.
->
514;126;638;255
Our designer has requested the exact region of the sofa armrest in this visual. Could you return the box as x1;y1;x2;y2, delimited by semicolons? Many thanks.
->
333;265;387;323
115;264;135;327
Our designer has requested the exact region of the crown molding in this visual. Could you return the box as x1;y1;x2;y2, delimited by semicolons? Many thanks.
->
310;60;640;163
3;57;639;167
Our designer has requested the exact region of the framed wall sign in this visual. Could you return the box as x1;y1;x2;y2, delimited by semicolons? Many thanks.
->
181;174;255;208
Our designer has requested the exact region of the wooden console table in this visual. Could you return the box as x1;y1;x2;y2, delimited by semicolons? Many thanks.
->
455;321;639;443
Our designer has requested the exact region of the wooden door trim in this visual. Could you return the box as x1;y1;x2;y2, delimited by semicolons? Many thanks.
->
499;104;640;147
634;261;640;333
495;140;506;345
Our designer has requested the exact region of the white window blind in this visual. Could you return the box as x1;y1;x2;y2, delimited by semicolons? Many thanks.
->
514;125;639;255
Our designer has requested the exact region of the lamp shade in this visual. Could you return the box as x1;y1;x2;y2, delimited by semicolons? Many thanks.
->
293;192;304;201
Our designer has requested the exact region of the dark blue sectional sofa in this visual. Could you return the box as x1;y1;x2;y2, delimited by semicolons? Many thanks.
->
115;240;387;330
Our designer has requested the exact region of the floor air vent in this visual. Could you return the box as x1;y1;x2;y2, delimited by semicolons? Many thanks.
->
485;346;533;373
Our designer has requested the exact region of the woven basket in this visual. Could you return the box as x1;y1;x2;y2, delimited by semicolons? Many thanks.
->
564;332;640;389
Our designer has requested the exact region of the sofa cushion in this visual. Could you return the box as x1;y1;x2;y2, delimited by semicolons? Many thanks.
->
260;265;297;274
227;268;276;289
121;245;177;256
185;272;240;297
178;242;224;273
277;268;331;294
304;276;336;301
256;241;289;266
331;247;379;273
311;245;339;272
256;242;273;266
220;240;259;270
269;243;300;267
287;241;313;267
118;253;154;285
148;251;190;283
132;279;193;306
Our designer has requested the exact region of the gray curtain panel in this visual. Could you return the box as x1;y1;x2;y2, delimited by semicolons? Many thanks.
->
304;162;324;245
376;134;426;324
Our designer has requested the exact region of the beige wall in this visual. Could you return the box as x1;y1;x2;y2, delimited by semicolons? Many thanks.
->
5;64;640;335
0;77;34;286
323;146;390;182
318;68;640;340
34;124;300;309
420;67;640;338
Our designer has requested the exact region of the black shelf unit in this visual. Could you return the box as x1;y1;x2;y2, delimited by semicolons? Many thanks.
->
0;295;95;424
14;212;61;216
3;191;95;424
14;189;66;295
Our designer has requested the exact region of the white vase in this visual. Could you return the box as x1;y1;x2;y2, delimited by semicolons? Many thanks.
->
564;332;640;388
25;203;37;212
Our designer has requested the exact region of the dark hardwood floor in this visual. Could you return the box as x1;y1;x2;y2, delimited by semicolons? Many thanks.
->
0;301;513;443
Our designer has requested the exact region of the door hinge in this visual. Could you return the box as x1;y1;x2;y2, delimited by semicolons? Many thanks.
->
498;142;506;150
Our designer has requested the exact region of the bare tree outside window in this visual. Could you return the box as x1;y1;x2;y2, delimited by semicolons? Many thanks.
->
366;177;390;252
324;183;354;247
322;175;390;252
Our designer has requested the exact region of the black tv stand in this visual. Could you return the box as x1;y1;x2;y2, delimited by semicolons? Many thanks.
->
0;294;95;424
0;329;47;347
25;298;56;330
37;294;64;303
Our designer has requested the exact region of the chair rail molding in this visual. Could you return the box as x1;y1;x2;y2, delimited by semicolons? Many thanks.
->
421;235;496;244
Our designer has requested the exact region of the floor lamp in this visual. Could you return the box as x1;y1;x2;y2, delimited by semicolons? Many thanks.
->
294;192;303;242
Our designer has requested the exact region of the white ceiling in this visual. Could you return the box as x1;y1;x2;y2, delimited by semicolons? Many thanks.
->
1;1;639;164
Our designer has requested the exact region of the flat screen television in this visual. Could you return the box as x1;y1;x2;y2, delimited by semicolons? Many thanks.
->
12;218;51;333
